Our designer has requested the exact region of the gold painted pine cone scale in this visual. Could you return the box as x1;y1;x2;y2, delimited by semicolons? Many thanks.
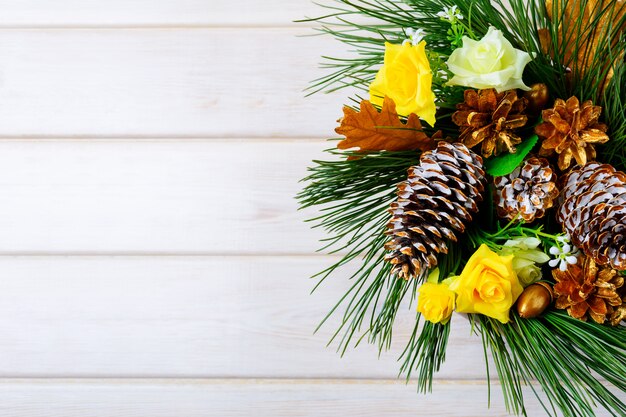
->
452;88;528;158
552;256;626;326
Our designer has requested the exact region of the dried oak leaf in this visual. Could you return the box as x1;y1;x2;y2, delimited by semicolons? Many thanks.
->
335;97;436;153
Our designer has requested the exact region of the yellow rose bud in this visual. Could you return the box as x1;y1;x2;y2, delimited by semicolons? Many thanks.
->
417;281;456;324
449;244;524;323
369;41;437;127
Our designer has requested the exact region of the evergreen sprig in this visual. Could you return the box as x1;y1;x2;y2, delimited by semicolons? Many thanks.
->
298;148;420;353
479;313;626;417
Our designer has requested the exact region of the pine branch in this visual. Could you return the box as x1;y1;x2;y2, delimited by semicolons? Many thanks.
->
399;317;451;393
298;148;421;353
478;313;626;417
599;56;626;169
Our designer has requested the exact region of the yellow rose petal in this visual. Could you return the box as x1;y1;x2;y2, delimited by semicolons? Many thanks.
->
369;41;437;126
452;244;523;323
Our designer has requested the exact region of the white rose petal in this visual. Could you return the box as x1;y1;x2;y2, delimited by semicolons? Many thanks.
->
445;26;531;92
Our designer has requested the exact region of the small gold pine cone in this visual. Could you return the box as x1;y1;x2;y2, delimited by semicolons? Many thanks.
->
553;256;626;326
452;89;528;158
535;97;609;171
494;157;558;222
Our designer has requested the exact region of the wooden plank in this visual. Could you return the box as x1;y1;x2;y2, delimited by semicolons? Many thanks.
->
0;256;487;378
0;139;370;254
0;29;350;138
0;379;575;417
0;0;325;27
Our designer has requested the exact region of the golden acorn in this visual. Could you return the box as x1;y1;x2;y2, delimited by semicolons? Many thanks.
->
516;281;554;319
523;83;549;115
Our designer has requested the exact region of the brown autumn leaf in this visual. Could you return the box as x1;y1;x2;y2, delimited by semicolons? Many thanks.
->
335;96;437;153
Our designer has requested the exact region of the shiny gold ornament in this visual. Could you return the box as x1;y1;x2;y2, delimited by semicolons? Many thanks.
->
523;83;549;115
516;282;554;319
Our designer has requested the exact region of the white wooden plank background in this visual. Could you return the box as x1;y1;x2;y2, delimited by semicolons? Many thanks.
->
0;379;566;417
0;0;324;27
0;1;608;416
0;30;347;138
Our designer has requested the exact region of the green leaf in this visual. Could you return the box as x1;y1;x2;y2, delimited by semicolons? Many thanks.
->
484;134;539;177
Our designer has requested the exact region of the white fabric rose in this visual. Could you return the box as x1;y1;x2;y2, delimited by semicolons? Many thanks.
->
446;27;532;92
500;237;550;287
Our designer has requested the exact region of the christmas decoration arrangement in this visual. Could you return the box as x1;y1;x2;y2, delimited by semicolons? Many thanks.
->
297;1;626;416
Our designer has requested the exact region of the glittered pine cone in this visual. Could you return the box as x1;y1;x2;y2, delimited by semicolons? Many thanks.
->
385;142;486;280
452;89;528;158
535;97;609;171
553;255;626;326
494;157;558;222
558;162;626;270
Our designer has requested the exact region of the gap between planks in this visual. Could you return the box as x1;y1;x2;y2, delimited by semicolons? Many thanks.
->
0;24;318;30
0;253;343;258
0;137;334;142
0;378;495;386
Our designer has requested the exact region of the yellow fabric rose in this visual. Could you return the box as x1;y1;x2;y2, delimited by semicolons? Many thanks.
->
417;281;456;324
445;27;532;92
449;244;524;323
369;41;437;127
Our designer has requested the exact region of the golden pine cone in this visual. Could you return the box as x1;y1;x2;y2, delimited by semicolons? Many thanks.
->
535;97;609;171
494;157;558;222
558;162;626;270
452;89;528;158
385;142;486;280
553;256;626;326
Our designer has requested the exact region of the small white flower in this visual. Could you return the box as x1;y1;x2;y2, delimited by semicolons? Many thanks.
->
402;28;426;46
556;234;570;244
436;5;464;22
549;243;580;271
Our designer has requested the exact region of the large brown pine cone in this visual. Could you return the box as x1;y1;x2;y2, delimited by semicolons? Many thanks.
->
494;157;558;222
553;255;626;326
385;142;486;280
535;97;609;171
558;162;626;270
452;89;528;158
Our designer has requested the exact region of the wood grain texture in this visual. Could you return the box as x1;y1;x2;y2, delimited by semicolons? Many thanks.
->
0;379;572;417
0;139;339;254
0;256;488;379
0;0;323;27
0;29;349;138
